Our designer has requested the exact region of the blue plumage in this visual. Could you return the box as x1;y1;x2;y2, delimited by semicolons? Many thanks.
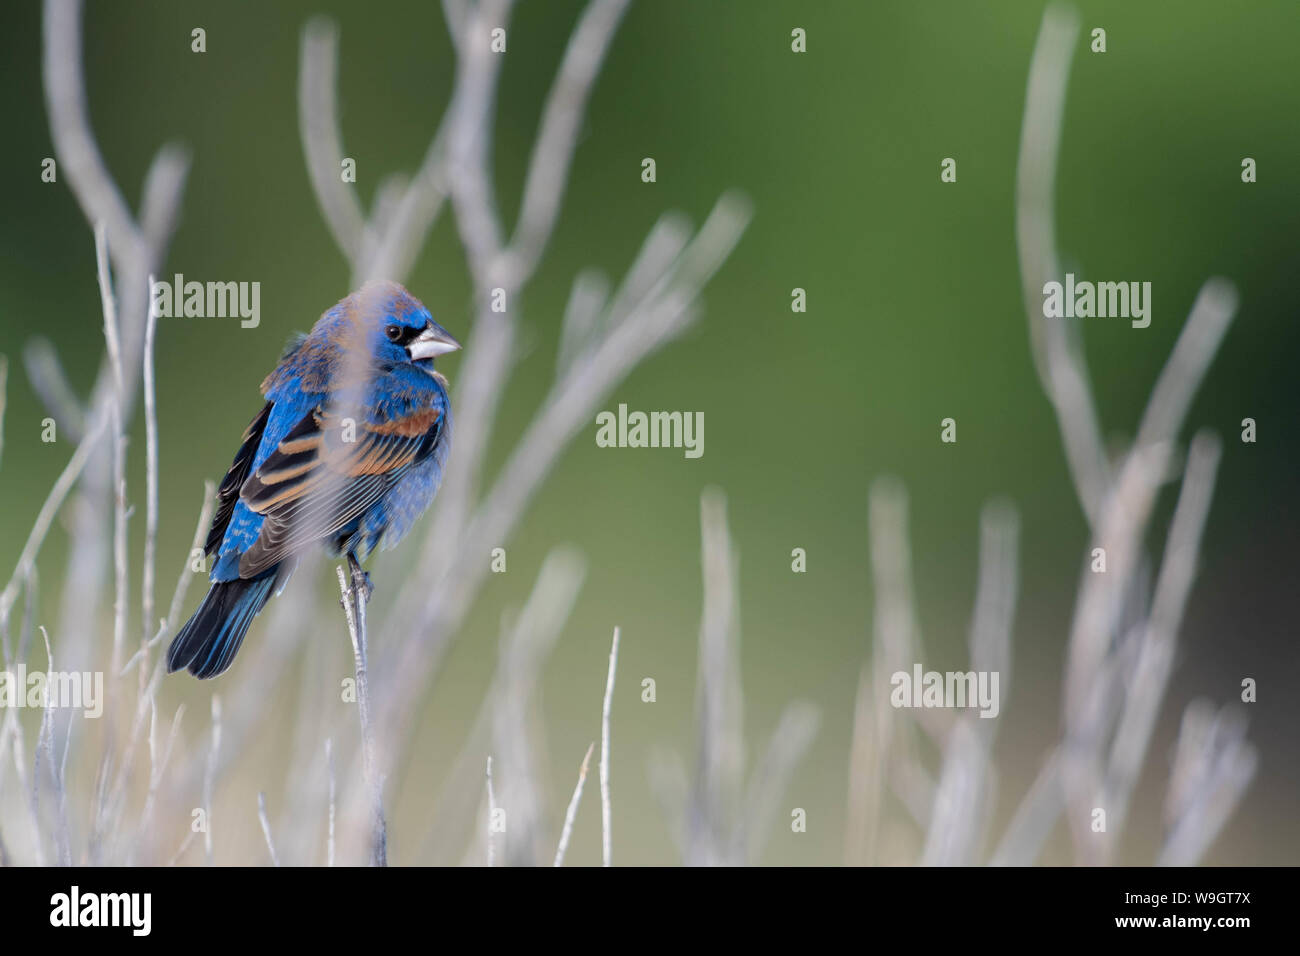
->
168;281;460;679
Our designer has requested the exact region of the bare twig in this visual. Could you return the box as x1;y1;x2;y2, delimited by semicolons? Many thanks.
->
418;549;585;866
203;695;222;866
43;0;141;261
33;627;68;866
969;500;1020;699
1101;432;1222;853
166;830;197;867
379;192;751;775
22;339;86;443
501;0;632;286
853;477;922;865
553;743;595;867
446;0;513;285
688;489;743;865
298;18;365;262
325;738;336;867
600;626;620;867
336;562;387;866
485;755;497;867
120;481;216;676
487;549;586;865
127;702;184;866
169;481;217;629
993;1;1247;868
94;223;124;400
843;664;875;866
1015;3;1107;528
921;720;990;867
140;275;160;675
735;702;820;864
108;402;128;679
921;500;1019;866
257;792;280;867
1134;279;1238;450
0;412;108;630
1158;702;1257;866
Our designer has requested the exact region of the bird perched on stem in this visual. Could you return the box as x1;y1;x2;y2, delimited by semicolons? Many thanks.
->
168;280;460;678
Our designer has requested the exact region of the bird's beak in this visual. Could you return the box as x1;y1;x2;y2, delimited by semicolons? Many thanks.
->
408;321;462;360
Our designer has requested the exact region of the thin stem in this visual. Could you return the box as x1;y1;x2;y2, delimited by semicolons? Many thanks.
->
325;738;336;867
336;559;387;866
0;413;108;629
258;792;280;866
553;742;594;867
140;274;160;683
600;626;620;867
485;754;497;867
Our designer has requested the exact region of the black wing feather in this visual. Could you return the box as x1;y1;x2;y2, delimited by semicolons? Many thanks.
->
205;402;273;556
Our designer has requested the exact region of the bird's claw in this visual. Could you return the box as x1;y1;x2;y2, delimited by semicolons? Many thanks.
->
347;555;374;603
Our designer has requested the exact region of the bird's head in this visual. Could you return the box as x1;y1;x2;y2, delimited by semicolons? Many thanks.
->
350;280;461;372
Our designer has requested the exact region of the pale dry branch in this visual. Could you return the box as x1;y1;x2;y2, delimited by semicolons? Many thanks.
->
852;476;922;865
127;702;184;866
1158;702;1257;866
485;755;497;867
378;192;751;770
553;742;595;867
920;500;1020;866
326;738;336;867
1015;3;1108;527
501;0;632;287
687;489;744;865
1101;432;1223;854
108;401;129;679
298;18;365;262
600;626;620;867
487;548;586;865
992;2;1248;868
336;562;387;866
203;695;222;866
22;339;87;443
140;278;160;674
43;0;140;261
258;792;280;867
844;664;875;866
735;702;820;864
0;412;108;630
417;549;585;865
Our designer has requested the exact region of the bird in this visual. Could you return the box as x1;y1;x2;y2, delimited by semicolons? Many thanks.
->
167;280;460;679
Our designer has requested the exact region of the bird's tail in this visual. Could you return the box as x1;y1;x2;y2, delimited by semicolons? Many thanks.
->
166;575;278;679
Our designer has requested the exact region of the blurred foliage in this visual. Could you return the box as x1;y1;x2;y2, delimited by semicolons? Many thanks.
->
0;1;1295;864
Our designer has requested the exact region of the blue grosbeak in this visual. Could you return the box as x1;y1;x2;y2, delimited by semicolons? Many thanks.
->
167;280;460;679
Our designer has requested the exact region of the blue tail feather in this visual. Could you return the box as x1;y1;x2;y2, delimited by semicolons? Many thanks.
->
167;575;278;679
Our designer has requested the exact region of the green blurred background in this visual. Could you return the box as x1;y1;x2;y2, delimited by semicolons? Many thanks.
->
1;0;1296;864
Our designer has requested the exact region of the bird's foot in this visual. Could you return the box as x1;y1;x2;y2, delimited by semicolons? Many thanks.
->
346;554;374;603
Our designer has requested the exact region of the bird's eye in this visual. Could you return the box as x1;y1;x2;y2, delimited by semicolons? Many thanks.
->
385;324;403;342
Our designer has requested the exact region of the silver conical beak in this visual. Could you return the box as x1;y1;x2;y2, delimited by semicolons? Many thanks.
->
408;322;462;360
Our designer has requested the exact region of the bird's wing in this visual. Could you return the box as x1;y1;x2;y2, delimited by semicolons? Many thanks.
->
235;397;444;577
205;402;273;557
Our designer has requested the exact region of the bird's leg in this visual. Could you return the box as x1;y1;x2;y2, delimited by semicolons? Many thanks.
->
347;551;374;603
